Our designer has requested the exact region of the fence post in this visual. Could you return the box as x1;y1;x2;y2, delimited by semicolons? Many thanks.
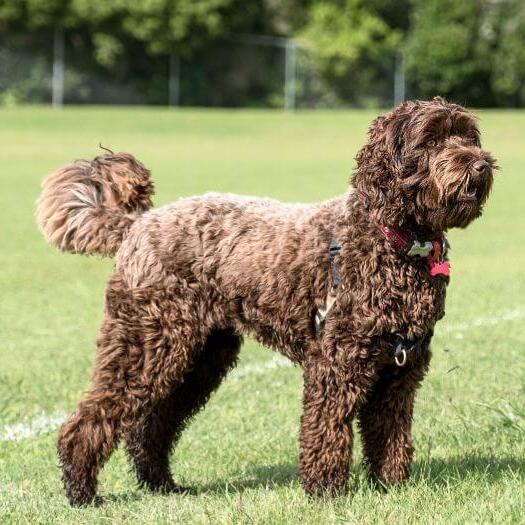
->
169;53;180;107
52;28;65;107
284;40;296;111
394;52;405;106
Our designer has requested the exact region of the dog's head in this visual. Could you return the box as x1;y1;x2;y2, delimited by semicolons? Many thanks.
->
352;97;496;231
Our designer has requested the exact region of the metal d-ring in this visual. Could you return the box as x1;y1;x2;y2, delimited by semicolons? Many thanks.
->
394;347;407;367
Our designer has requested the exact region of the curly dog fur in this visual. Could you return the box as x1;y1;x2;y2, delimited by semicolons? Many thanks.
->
37;97;495;506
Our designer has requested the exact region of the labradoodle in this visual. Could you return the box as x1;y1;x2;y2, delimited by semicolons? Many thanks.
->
37;97;495;506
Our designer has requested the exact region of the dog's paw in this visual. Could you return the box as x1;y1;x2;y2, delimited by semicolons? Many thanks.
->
66;490;99;507
301;472;348;498
139;477;194;495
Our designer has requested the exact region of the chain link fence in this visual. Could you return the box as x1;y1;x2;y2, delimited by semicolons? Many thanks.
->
0;31;404;109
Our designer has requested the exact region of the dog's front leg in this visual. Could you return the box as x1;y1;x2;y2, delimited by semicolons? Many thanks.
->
357;348;431;486
299;355;376;496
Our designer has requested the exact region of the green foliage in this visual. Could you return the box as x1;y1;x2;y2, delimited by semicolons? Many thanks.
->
405;0;525;106
301;0;400;105
0;34;52;104
1;0;525;106
404;0;495;105
303;0;397;69
92;33;123;67
491;1;525;106
0;0;242;55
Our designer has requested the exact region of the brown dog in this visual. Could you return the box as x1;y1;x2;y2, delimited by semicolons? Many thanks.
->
37;97;495;506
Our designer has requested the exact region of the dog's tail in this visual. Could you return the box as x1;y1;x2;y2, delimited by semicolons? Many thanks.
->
36;152;154;257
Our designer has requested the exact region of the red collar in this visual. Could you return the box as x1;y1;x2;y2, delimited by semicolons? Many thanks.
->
381;226;450;277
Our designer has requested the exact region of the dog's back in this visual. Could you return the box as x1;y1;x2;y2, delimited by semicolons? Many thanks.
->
116;190;343;296
37;152;344;307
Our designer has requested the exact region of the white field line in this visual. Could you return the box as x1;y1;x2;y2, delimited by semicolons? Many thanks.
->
0;357;294;443
230;355;293;379
1;307;522;443
0;411;67;442
441;307;525;335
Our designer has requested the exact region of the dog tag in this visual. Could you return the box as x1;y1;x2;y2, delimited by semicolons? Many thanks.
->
407;241;433;257
429;260;450;277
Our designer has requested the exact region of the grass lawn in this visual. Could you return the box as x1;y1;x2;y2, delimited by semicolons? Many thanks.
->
0;106;524;524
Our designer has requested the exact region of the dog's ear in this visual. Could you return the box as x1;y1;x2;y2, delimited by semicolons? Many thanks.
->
351;106;413;226
355;107;412;177
386;111;413;173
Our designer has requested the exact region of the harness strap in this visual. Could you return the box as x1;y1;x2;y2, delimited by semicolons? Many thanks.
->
314;237;341;334
328;237;342;288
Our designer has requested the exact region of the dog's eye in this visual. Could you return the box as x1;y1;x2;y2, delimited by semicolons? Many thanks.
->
427;139;437;147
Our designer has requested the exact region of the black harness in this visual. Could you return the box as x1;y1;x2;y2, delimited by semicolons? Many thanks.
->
314;237;422;367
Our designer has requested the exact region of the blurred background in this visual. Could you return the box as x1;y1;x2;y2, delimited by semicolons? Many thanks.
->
2;0;525;109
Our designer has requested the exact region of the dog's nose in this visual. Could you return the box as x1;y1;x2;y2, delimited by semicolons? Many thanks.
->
473;160;489;173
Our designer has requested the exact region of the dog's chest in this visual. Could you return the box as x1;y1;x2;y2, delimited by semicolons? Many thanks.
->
394;267;447;338
339;252;448;340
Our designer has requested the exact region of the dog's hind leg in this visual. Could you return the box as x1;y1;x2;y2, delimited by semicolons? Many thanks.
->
124;328;242;493
57;284;209;506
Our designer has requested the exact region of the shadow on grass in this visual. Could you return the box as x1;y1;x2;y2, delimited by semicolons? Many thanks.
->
99;454;525;503
197;462;299;494
198;453;525;495
413;453;525;486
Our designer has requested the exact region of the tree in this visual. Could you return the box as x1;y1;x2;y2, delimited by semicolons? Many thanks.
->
404;0;495;106
0;0;251;62
2;0;525;107
300;0;402;106
491;0;525;106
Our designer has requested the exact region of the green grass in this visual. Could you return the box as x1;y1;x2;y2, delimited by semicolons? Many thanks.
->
1;106;525;524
